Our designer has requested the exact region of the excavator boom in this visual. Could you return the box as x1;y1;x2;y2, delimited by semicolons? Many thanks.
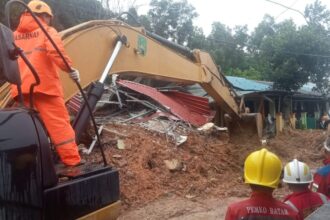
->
0;19;262;137
59;20;241;118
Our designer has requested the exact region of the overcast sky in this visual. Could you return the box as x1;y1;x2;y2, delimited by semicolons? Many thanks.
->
136;0;330;34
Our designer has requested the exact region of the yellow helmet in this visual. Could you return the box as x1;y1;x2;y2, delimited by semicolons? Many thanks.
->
244;148;282;188
28;0;53;17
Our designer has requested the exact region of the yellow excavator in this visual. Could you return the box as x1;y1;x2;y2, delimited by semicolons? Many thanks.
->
0;2;261;219
60;20;263;139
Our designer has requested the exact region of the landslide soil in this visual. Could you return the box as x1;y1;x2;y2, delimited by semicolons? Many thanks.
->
86;125;326;219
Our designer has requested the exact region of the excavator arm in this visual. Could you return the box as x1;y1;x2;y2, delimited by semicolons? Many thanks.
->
0;19;261;137
59;20;241;118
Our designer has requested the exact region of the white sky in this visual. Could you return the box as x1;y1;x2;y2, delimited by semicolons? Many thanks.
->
135;0;330;35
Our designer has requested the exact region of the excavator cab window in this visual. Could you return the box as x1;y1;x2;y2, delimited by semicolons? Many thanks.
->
0;23;21;86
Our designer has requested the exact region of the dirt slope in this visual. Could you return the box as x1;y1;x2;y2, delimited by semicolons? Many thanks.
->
86;125;326;218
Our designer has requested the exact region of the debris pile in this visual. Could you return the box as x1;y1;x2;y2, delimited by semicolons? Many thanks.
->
70;79;220;151
91;128;325;211
74;79;326;211
87;123;240;208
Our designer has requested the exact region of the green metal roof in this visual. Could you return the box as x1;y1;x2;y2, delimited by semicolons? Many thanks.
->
226;76;322;97
226;76;271;91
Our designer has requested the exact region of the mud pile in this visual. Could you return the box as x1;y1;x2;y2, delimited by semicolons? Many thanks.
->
86;125;326;210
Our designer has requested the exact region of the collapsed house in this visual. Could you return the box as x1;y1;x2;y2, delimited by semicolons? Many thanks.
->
226;76;328;134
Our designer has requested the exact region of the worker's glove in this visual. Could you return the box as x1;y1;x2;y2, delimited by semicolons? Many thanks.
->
69;68;80;82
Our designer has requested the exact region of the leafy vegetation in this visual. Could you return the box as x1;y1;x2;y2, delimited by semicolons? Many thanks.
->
1;0;330;93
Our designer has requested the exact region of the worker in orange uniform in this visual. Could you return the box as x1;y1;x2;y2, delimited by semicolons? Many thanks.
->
225;148;302;220
312;137;330;197
283;159;328;218
11;0;81;166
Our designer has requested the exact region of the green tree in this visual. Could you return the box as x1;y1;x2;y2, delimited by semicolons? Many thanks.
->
48;0;112;30
207;22;250;75
186;26;207;49
248;15;276;54
258;20;308;91
247;15;276;82
249;1;330;93
305;0;330;27
303;0;330;94
100;0;138;14
207;22;235;73
1;0;113;31
147;0;197;44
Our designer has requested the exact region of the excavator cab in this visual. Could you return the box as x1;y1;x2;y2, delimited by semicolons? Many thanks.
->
0;23;120;220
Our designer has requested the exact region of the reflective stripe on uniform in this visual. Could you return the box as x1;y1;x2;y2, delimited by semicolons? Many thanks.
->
34;47;47;52
318;193;328;204
285;200;299;212
23;47;46;56
312;183;319;192
24;50;32;55
54;138;75;148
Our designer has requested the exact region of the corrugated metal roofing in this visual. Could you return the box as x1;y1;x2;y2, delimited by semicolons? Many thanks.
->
117;80;213;126
226;76;271;91
298;82;322;96
226;76;323;97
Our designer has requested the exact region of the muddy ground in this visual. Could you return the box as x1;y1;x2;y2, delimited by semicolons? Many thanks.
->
85;124;326;219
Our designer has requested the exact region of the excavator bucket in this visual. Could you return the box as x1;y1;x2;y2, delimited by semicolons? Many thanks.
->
227;113;263;141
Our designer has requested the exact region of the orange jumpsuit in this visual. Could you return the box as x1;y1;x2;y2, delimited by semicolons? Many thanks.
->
11;13;81;166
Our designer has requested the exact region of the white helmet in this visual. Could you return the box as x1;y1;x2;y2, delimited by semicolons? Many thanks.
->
283;159;313;184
